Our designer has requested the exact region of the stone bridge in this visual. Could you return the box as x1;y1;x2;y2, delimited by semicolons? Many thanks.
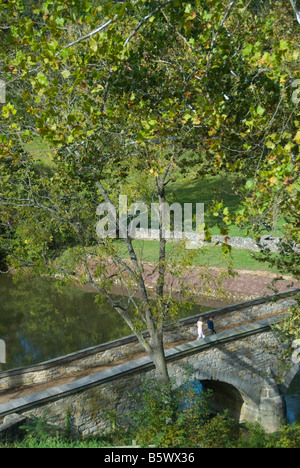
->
0;289;299;438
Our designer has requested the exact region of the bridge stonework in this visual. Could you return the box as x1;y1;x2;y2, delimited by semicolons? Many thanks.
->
0;291;299;438
167;329;292;433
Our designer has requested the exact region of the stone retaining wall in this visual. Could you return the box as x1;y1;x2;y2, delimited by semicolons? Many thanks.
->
133;229;293;253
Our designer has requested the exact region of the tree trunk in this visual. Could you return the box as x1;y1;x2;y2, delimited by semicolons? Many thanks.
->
148;331;170;385
290;0;300;24
156;175;167;298
96;180;171;385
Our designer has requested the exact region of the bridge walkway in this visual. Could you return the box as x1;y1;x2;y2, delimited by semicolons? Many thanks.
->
0;313;287;420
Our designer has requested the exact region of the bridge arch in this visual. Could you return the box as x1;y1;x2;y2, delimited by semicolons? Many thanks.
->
174;362;300;432
1;292;299;437
201;380;245;421
167;328;295;433
176;369;261;426
279;363;300;395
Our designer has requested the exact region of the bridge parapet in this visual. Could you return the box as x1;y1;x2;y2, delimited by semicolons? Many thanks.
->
0;313;299;435
0;289;298;392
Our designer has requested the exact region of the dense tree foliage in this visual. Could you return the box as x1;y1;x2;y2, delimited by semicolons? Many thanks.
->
2;375;300;448
0;0;299;381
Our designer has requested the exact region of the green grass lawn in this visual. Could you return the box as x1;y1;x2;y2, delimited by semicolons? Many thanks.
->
24;138;56;168
167;174;241;228
116;239;280;273
166;174;284;238
24;139;284;245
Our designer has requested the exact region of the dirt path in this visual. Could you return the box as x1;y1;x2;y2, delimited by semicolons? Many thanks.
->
214;268;299;298
89;258;299;302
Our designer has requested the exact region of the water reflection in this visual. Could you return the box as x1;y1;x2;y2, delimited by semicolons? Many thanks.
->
0;274;133;370
1;273;300;426
0;274;209;370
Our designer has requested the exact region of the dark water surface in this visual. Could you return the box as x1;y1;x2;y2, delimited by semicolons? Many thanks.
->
0;274;210;370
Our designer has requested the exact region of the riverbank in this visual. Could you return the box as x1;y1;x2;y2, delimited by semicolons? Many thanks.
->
84;256;299;303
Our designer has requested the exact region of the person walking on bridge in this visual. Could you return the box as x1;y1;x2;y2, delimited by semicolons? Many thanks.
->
197;318;205;340
207;317;216;336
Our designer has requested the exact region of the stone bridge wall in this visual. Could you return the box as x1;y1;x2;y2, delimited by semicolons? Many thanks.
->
0;290;299;437
0;289;298;392
0;315;299;436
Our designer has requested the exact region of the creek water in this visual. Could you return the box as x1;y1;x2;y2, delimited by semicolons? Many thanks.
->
0;274;299;425
0;274;213;370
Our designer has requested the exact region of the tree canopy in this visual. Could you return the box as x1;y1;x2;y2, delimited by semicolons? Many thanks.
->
0;0;299;381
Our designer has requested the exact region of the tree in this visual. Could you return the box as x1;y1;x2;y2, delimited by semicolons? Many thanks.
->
271;296;300;378
231;2;300;280
289;0;300;24
0;0;299;382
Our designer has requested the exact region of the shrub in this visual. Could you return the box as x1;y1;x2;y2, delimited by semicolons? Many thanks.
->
197;411;240;448
126;375;238;448
270;424;300;448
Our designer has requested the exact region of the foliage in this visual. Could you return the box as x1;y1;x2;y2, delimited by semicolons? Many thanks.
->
235;422;300;448
1;376;299;448
125;375;238;448
235;151;300;278
0;0;299;382
271;295;300;376
269;423;300;448
235;421;272;448
197;411;240;448
2;433;110;449
4;422;300;448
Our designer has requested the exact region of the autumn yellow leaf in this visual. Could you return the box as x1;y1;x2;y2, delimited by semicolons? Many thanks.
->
293;130;300;144
269;176;277;185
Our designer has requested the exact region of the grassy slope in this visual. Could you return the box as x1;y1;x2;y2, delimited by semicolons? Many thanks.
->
166;173;284;237
116;239;279;273
25;140;281;273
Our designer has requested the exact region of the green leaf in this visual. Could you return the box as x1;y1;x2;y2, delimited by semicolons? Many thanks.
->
89;39;98;53
245;179;255;190
55;17;65;27
279;39;289;51
61;70;71;79
36;72;49;86
257;105;265;116
243;43;253;56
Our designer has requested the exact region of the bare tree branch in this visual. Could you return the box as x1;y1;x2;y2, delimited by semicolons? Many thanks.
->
289;0;300;24
62;16;118;49
123;0;174;47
